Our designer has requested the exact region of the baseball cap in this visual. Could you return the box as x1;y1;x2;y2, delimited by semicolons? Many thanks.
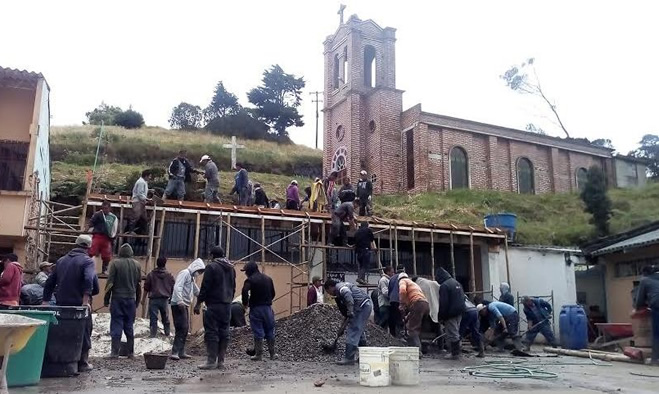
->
39;261;54;269
75;234;92;248
200;154;211;163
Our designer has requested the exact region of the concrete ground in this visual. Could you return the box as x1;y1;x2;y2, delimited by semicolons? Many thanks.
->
11;351;659;394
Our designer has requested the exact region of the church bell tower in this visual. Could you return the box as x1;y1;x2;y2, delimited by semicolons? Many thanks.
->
322;10;403;194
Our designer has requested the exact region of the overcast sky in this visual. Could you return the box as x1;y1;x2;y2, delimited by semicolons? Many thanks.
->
2;0;657;153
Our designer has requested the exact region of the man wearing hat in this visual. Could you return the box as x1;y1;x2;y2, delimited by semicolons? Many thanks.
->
194;246;236;370
35;261;54;286
241;261;277;361
199;154;220;203
43;234;99;372
307;276;324;306
356;170;373;216
286;180;300;210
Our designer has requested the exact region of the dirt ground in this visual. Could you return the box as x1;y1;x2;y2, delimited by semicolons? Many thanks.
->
10;346;659;394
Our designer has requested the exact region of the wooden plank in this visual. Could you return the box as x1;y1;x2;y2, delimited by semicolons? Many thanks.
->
321;221;327;280
504;236;511;287
394;224;399;269
450;230;456;278
261;215;266;273
430;227;435;278
225;214;232;259
411;226;417;276
144;204;158;273
469;230;476;292
118;206;124;247
194;212;201;258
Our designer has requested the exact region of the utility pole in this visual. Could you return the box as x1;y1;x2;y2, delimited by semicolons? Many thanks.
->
309;91;323;150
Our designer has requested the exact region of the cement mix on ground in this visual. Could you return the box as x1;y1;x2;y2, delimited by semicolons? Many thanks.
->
90;313;171;358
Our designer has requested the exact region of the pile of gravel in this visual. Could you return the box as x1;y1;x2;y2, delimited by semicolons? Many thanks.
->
194;304;404;362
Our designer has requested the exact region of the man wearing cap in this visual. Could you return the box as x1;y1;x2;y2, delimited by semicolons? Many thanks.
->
165;150;194;201
241;261;277;361
88;200;119;274
35;261;54;286
307;276;324;306
253;183;270;207
286;180;300;210
195;246;236;370
330;193;356;246
200;155;220;203
43;234;99;372
324;279;372;365
478;300;523;351
356;170;373;216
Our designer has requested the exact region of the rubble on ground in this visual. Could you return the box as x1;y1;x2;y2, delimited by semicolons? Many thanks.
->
192;304;403;362
90;313;171;357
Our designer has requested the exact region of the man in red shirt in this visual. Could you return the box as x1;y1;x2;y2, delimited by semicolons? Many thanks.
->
0;253;23;306
88;200;118;274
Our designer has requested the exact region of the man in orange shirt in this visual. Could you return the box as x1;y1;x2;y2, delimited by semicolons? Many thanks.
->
398;273;430;349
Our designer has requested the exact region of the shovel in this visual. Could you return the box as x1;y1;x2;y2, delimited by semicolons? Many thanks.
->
322;317;349;352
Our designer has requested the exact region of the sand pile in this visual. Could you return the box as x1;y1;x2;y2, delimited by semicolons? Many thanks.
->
90;313;171;357
192;304;403;362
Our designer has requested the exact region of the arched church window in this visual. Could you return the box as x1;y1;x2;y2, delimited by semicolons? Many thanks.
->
333;54;340;89
331;147;348;172
364;45;376;88
517;157;535;194
335;125;345;141
450;147;469;189
576;167;588;191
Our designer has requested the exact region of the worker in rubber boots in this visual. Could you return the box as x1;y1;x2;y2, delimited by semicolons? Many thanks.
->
478;301;522;351
522;296;557;350
104;243;142;359
170;258;205;360
195;246;236;370
436;267;467;359
324;279;373;365
460;298;484;357
87;200;118;274
398;273;430;349
241;261;277;361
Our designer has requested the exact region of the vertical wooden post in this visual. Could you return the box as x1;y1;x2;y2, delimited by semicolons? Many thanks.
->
118;205;125;247
153;209;167;266
469;230;476;292
411;225;417;276
145;204;158;273
377;234;382;270
389;225;394;264
394;224;399;270
430;226;435;278
261;215;266;272
225;214;232;259
34;197;42;266
194;211;201;258
321;221;327;280
504;235;511;287
79;171;93;230
289;265;294;316
449;230;456;278
46;202;54;258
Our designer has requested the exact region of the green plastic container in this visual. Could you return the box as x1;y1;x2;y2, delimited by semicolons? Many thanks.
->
1;310;57;387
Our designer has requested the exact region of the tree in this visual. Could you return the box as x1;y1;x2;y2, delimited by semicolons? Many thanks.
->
204;81;241;122
85;102;123;125
525;123;546;135
591;138;615;150
501;58;571;138
205;109;275;141
630;134;659;178
247;64;305;140
580;166;612;237
170;102;203;130
114;108;145;129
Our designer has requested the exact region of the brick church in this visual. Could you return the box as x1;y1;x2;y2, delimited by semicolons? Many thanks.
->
322;14;646;195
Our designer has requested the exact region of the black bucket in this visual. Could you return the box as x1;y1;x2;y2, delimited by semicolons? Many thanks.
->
143;353;168;370
1;305;89;377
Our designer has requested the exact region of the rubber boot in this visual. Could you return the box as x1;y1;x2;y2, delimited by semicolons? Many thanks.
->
217;339;229;369
108;338;120;359
78;349;94;372
198;341;218;370
267;338;278;360
476;342;485;358
250;339;263;361
444;341;460;360
336;344;356;365
126;336;135;359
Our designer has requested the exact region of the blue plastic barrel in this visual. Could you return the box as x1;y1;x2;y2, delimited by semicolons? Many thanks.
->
559;305;588;350
484;213;517;240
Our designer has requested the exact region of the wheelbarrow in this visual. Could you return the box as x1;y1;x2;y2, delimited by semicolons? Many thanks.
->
0;314;47;394
592;323;633;351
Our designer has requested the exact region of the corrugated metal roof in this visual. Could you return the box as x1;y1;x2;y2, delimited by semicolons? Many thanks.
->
591;228;659;256
0;66;48;89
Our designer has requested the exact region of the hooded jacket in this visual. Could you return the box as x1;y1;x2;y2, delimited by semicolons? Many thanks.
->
171;258;205;306
254;186;269;207
0;261;23;305
523;297;552;323
388;273;401;303
634;272;659;309
336;282;370;317
499;282;514;306
241;262;275;307
43;247;97;306
436;267;466;320
198;257;236;305
144;266;175;299
104;244;142;304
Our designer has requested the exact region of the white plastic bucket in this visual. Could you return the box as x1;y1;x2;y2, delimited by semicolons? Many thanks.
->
358;347;391;387
389;347;420;386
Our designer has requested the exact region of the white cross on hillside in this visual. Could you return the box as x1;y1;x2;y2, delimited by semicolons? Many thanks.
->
222;136;245;170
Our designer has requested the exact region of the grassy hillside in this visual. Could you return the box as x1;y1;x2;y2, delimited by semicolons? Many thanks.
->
50;125;659;246
376;183;659;246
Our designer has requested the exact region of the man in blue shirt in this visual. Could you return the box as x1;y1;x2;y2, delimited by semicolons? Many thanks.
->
478;301;522;351
387;266;405;338
522;296;557;349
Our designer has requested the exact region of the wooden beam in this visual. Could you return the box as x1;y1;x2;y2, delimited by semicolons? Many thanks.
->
504;236;511;287
225;214;231;259
449;230;456;278
430;225;435;278
261;215;266;272
118;205;124;247
411;226;417;276
394;224;399;269
469;230;476;292
194;212;201;258
153;209;167;267
79;172;93;230
321;221;327;280
144;203;158;273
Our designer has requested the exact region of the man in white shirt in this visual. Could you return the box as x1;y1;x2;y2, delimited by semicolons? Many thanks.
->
126;170;153;234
